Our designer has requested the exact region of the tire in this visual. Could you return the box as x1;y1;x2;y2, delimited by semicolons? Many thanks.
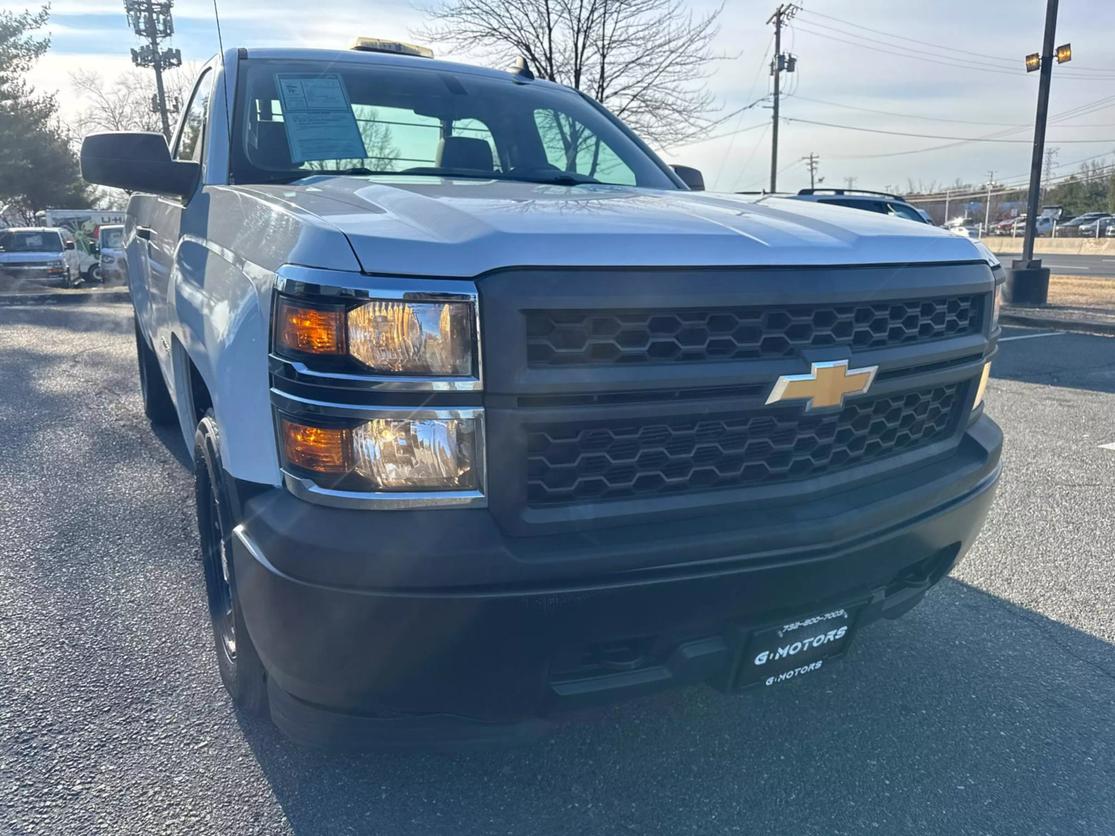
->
87;265;102;283
133;317;177;426
195;413;269;717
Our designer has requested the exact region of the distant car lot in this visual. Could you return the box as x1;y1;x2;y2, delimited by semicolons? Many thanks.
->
0;301;1112;834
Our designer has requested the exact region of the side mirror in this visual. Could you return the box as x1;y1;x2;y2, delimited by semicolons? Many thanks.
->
64;240;76;250
672;164;705;192
81;132;200;199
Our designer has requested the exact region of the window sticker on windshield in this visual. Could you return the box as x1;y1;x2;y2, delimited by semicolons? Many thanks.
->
274;74;366;164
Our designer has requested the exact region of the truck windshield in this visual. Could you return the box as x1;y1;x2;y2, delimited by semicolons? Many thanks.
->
0;231;62;253
100;227;124;248
231;58;678;190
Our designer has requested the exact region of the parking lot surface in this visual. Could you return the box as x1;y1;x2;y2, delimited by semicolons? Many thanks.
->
1;303;1112;835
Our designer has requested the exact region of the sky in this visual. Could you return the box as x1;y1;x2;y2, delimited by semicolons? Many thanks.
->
9;0;1115;196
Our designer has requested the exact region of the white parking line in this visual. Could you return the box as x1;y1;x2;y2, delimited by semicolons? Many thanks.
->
999;331;1064;342
1099;442;1115;452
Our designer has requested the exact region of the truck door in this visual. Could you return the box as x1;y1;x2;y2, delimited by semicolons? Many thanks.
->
146;68;214;382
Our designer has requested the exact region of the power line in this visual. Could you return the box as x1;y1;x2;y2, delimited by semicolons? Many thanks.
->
792;19;1115;82
904;162;1115;203
795;7;1019;64
790;23;1032;78
781;116;1115;144
783;94;1032;127
795;8;1115;79
669;120;768;150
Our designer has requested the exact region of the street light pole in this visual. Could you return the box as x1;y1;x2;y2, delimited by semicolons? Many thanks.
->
1010;0;1064;305
1021;0;1059;263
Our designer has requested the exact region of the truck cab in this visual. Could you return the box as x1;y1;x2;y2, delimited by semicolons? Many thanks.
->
80;42;1003;748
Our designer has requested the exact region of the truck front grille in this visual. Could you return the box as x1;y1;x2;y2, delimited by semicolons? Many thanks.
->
525;383;965;506
526;296;982;367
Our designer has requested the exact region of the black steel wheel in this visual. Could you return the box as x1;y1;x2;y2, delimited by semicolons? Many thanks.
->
195;412;268;716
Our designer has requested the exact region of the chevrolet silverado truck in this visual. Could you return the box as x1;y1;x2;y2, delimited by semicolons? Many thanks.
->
80;41;1003;748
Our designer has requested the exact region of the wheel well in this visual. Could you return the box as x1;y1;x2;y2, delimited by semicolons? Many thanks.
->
186;354;213;427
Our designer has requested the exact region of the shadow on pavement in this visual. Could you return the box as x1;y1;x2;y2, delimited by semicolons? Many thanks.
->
238;578;1115;835
993;328;1115;395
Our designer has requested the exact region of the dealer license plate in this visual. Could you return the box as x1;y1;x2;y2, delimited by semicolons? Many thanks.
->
735;604;862;690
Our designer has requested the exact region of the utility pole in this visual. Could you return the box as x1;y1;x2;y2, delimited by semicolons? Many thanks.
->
767;4;798;193
1010;0;1072;304
984;170;996;235
125;0;182;140
944;189;951;226
1043;146;1059;191
802;153;820;189
844;176;857;190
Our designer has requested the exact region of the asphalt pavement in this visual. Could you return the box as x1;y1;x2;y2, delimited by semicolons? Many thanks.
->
1;303;1113;835
992;251;1115;278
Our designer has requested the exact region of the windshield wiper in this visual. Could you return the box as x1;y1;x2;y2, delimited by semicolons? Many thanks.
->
508;173;600;186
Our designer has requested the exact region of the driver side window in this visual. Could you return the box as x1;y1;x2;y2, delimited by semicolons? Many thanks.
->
533;109;636;185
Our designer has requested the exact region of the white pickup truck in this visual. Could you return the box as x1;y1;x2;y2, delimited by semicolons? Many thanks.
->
81;40;1003;748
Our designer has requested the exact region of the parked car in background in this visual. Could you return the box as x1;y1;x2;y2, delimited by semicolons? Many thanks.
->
96;224;126;282
1077;214;1113;238
945;218;982;238
789;188;932;224
37;208;126;281
1054;212;1109;237
991;217;1020;235
0;227;80;288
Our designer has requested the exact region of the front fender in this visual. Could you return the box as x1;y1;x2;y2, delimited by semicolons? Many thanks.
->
170;235;279;486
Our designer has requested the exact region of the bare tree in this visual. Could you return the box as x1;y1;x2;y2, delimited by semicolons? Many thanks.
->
419;0;724;148
70;64;198;138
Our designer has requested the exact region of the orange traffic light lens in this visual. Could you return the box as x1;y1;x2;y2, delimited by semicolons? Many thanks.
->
276;298;345;355
280;419;351;474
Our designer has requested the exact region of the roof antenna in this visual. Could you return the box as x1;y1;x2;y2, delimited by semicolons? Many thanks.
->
509;56;535;80
212;0;234;151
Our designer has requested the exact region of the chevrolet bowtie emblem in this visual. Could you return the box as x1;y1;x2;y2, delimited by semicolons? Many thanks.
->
766;359;879;412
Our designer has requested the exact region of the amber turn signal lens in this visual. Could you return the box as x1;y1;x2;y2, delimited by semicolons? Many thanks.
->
276;298;345;355
280;419;351;474
973;362;992;409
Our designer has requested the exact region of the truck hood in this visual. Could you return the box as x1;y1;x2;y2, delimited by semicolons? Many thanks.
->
243;178;985;277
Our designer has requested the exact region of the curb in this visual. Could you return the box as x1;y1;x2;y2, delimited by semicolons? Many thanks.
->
0;289;130;306
1001;311;1115;337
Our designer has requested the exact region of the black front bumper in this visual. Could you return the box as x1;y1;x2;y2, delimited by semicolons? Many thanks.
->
231;416;1001;747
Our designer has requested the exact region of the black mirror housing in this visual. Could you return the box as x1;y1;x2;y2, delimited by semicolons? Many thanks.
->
63;240;76;250
81;132;200;199
672;164;705;192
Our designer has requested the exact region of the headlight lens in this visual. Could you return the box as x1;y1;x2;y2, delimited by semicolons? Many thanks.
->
280;414;481;492
347;299;473;376
352;417;478;489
